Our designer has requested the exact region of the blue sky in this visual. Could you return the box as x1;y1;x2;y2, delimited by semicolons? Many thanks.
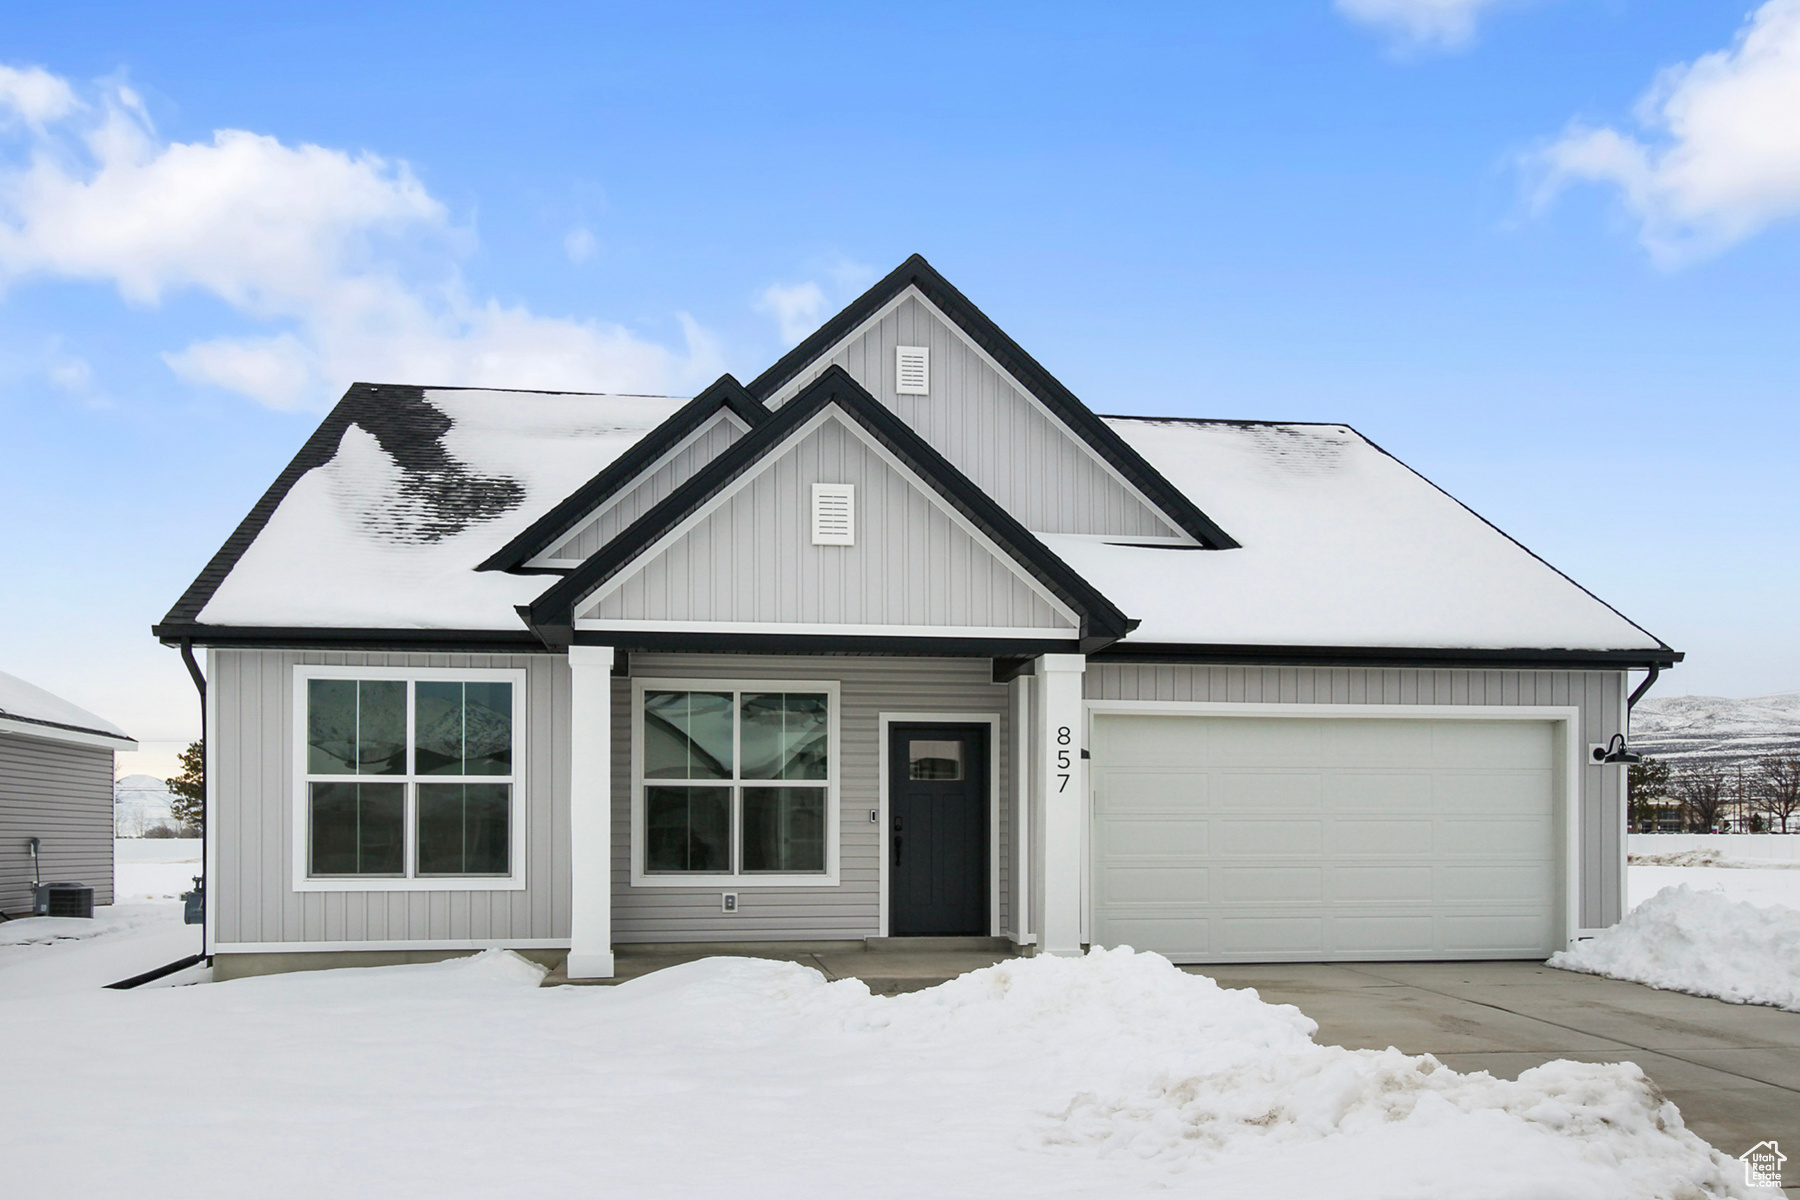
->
4;0;1798;776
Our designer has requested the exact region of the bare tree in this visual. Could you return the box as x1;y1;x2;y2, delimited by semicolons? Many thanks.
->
1674;763;1730;833
1757;756;1800;835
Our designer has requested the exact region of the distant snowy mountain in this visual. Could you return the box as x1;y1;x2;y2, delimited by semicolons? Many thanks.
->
1631;692;1800;765
114;773;180;836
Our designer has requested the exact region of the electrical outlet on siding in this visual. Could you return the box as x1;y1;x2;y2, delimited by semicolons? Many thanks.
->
721;892;739;914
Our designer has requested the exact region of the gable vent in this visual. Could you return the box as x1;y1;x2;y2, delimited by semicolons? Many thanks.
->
811;483;855;546
895;346;929;395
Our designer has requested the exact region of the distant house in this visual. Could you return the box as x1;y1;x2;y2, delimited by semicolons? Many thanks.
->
1;670;137;915
156;255;1678;979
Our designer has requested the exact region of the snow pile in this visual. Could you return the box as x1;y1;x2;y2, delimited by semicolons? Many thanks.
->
1553;885;1800;1011
1630;847;1800;869
0;946;1747;1198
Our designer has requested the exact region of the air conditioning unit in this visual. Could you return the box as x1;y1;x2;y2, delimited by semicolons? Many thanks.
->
35;882;94;919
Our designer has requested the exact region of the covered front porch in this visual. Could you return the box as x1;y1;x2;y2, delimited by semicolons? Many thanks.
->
563;646;1090;979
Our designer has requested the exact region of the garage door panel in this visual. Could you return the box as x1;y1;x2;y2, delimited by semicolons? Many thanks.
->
1091;714;1560;963
1436;819;1553;858
1208;719;1326;766
1217;820;1323;857
1330;865;1434;902
1331;916;1436;954
1094;716;1213;764
1437;863;1555;904
1223;917;1324;953
1099;866;1210;903
1328;819;1433;856
1101;917;1210;957
1431;721;1553;766
1438;913;1554;953
1323;720;1434;764
1097;818;1210;857
1094;770;1208;814
1432;771;1553;813
1212;771;1323;809
1324;773;1434;811
1221;866;1322;903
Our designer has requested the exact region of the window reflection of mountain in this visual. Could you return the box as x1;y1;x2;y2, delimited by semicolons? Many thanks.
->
414;700;512;774
644;713;731;780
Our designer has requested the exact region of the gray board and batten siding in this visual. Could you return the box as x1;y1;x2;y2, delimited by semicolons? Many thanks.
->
0;731;116;913
210;648;1011;949
766;291;1183;541
578;413;1077;635
209;649;573;948
1084;663;1629;930
612;653;1011;943
539;411;748;566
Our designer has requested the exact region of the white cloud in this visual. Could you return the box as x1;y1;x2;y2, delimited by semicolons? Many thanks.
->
754;280;827;346
1336;0;1514;53
0;74;718;409
564;226;596;263
0;65;78;127
47;356;92;393
1532;0;1800;264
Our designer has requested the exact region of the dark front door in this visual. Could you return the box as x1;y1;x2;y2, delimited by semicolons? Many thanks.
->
889;724;988;936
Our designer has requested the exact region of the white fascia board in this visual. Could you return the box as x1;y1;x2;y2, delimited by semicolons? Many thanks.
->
0;715;136;751
577;406;1084;631
527;407;753;569
766;284;1196;546
575;619;1078;638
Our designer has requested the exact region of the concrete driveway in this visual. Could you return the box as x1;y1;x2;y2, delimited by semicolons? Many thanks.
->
1195;961;1800;1196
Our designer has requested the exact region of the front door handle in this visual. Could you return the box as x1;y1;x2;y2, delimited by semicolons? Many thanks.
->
892;815;903;867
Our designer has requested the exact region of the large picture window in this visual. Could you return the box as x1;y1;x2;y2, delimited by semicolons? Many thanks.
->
293;668;525;891
633;680;838;886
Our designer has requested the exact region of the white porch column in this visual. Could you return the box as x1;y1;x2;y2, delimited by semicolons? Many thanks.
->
1035;653;1087;957
566;645;615;979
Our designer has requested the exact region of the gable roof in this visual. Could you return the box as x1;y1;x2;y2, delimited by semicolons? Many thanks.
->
154;384;688;644
524;365;1133;649
477;374;768;573
748;254;1240;551
1057;417;1678;666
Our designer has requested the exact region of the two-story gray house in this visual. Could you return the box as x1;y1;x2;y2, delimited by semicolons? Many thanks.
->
155;256;1677;979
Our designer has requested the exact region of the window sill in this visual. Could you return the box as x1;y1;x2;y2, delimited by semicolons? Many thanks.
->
629;873;840;889
293;876;527;893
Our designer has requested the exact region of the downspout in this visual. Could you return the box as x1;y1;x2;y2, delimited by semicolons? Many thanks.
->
179;639;210;963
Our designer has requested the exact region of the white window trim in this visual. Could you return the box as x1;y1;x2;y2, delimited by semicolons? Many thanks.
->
290;664;529;893
630;677;842;888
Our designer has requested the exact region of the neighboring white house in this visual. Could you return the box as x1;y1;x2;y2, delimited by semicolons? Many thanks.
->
1;669;137;915
155;255;1678;979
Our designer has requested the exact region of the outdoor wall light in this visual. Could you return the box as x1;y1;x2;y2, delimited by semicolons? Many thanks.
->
1593;734;1642;765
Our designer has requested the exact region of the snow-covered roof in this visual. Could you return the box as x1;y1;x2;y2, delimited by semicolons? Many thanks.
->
194;388;687;630
0;669;134;745
1046;419;1662;652
166;385;1666;658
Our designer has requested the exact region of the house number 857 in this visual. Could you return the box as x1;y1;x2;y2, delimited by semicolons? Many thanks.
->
1055;725;1071;792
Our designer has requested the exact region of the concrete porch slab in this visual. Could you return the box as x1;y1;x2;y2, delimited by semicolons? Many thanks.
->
543;940;1019;994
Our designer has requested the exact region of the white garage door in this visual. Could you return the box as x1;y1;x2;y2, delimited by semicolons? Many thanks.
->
1090;714;1562;962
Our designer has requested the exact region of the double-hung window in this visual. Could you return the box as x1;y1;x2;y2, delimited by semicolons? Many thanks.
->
631;679;839;886
294;666;526;891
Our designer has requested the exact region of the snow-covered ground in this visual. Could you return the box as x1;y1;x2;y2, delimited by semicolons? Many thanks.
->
0;842;1772;1197
0;839;202;999
0;947;1748;1199
1629;863;1800;911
